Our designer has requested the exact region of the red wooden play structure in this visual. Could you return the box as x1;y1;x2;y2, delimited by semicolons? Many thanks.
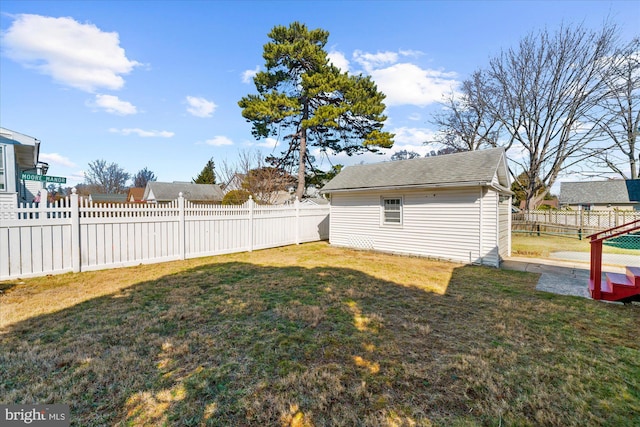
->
589;219;640;303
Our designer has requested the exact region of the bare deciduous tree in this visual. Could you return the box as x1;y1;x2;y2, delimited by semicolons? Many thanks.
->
431;70;503;152
244;166;296;204
217;149;260;192
486;23;618;209
218;149;296;204
84;159;130;194
584;38;640;179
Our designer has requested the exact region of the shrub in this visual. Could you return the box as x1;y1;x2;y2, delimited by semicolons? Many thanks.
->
222;189;251;205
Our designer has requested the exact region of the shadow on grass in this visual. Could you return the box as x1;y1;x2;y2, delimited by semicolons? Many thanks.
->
1;260;638;426
0;282;16;294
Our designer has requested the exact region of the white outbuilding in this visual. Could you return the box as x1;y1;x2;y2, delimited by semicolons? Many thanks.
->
320;148;512;267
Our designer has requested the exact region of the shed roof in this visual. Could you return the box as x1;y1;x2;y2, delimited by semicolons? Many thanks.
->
559;180;640;205
144;182;224;202
321;148;510;193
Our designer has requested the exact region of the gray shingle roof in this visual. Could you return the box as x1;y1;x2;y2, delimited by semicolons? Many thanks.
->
90;193;128;203
144;182;224;202
559;180;640;205
321;148;509;193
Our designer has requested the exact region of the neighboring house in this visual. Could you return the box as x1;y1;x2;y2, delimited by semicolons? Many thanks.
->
559;180;640;211
89;193;128;203
0;127;45;206
301;197;329;206
321;148;512;268
127;187;145;202
143;182;224;203
269;190;295;205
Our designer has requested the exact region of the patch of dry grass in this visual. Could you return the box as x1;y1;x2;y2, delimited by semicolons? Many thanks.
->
1;242;639;426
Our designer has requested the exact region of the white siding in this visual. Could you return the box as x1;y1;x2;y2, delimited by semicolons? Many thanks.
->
1;193;18;215
481;189;499;267
330;186;503;267
25;180;43;203
498;195;511;258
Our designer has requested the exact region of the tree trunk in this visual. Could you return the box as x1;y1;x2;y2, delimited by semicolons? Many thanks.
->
296;129;307;201
296;100;310;201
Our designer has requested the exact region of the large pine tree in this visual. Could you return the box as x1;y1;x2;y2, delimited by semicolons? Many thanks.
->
239;22;393;199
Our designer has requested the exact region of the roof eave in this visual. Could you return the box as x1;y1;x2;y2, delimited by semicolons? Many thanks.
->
321;180;501;194
489;182;514;195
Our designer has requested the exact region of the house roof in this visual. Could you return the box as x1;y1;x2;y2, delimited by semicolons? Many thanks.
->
90;193;128;203
301;197;330;205
127;187;145;202
321;148;511;194
144;182;224;202
559;180;640;205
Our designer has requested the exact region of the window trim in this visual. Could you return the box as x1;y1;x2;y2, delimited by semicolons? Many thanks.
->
381;196;403;226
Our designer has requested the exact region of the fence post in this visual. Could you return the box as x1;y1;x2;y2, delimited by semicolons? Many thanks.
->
295;197;300;245
578;209;584;240
247;196;254;252
610;210;613;228
70;189;81;273
38;189;48;219
178;193;186;260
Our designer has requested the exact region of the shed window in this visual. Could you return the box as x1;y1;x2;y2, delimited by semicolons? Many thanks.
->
382;197;402;224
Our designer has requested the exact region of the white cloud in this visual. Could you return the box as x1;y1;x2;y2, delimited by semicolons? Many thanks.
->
92;94;137;115
2;14;140;92
408;113;422;121
328;51;349;72
353;50;398;73
308;126;440;168
371;63;459;107
186;96;216;118
39;153;76;168
257;137;280;149
204;136;233;146
398;49;424;58
391;126;438;146
109;128;174;138
241;66;260;84
349;49;459;108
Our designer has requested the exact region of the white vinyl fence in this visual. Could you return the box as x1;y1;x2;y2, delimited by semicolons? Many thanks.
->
0;190;330;280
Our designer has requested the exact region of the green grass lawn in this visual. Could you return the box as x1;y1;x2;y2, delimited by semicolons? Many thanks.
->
512;232;640;258
1;242;639;426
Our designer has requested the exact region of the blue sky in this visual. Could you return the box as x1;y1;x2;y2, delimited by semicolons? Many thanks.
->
1;0;639;188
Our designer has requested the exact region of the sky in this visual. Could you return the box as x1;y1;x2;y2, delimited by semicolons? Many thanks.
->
1;0;639;189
